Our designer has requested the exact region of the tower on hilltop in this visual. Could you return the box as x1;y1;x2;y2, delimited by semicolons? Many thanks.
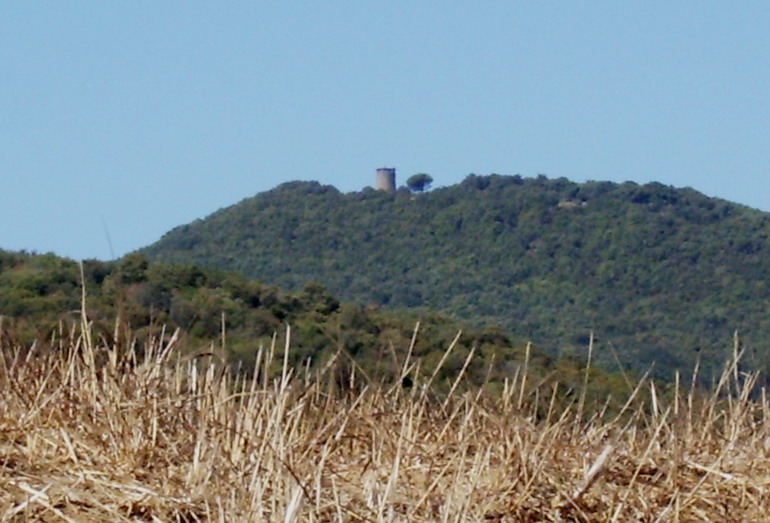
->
375;167;396;192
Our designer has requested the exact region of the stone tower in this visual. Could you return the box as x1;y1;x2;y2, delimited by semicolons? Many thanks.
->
375;167;396;192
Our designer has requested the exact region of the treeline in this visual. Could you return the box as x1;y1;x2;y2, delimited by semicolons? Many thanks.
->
0;249;630;406
143;174;770;382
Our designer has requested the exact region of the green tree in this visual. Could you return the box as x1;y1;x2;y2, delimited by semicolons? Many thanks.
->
116;253;150;284
406;173;433;193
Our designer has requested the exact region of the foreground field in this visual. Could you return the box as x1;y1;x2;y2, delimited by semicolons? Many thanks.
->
1;323;769;521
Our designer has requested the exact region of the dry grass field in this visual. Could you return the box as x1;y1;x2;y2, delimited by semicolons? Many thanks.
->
2;316;770;522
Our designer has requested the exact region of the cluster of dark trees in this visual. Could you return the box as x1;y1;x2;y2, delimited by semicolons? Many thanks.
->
143;174;770;383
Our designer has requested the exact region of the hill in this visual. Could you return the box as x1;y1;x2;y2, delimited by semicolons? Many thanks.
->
143;174;770;381
1;249;632;403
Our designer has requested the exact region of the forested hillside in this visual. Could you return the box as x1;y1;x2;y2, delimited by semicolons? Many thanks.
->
144;174;770;381
0;249;629;401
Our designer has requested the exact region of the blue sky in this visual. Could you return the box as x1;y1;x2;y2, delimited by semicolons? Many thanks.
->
2;3;770;261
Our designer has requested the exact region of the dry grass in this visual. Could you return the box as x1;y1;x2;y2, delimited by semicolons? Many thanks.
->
2;319;770;522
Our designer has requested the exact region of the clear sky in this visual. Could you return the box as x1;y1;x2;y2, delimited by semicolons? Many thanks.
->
3;3;770;261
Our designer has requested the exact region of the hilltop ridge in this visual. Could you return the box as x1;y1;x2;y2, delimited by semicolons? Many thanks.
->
143;174;770;380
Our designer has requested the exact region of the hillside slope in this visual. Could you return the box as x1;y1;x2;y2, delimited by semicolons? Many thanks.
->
6;249;619;399
143;175;770;379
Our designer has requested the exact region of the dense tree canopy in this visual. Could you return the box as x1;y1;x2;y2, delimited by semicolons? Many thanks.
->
142;174;770;382
0;249;640;409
